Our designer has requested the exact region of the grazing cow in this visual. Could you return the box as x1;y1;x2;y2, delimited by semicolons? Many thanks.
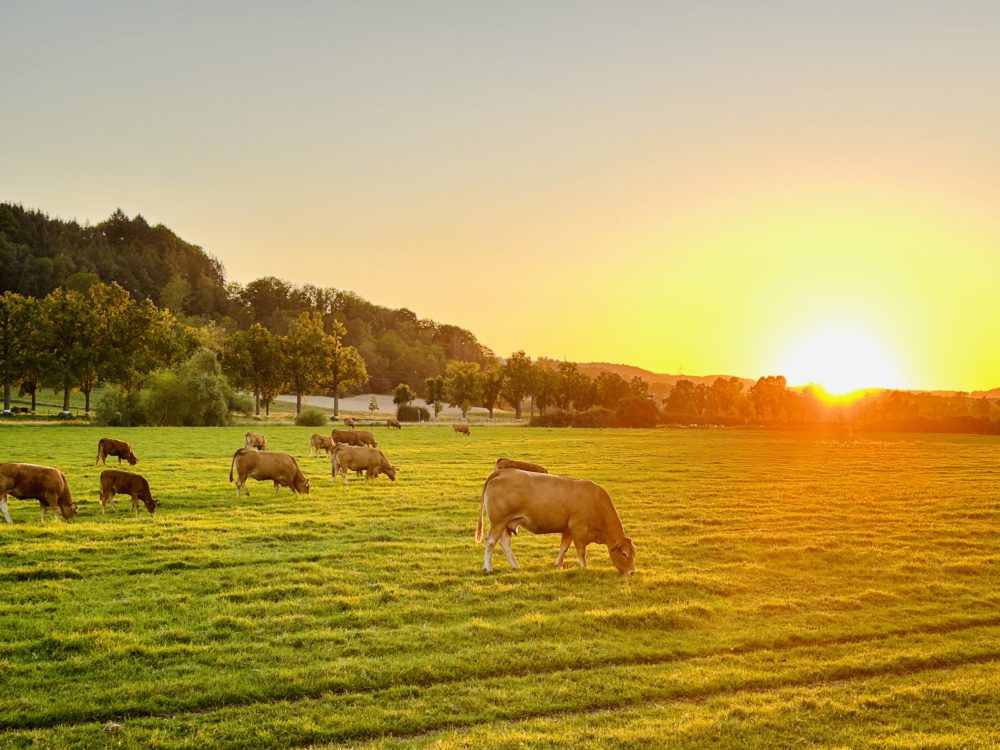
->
96;437;138;466
354;429;377;448
245;432;267;451
331;429;363;446
229;449;309;497
331;444;398;484
386;417;401;429
343;417;356;428
494;457;548;474
476;469;636;575
453;424;471;436
309;433;335;457
99;469;158;515
0;462;79;524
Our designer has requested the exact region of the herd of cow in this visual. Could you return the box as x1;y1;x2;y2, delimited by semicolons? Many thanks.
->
0;425;637;575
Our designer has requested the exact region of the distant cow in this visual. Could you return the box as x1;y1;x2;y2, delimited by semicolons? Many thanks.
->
494;457;548;474
476;469;636;575
245;432;267;451
355;430;377;448
96;438;138;466
331;444;398;484
229;449;309;497
342;417;356;428
386;418;401;429
99;469;158;515
0;462;79;524
309;433;335;457
453;424;471;436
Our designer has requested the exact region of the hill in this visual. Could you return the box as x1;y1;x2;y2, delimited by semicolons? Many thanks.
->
574;361;755;399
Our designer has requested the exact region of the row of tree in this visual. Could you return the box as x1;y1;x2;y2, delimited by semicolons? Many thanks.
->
1;204;493;394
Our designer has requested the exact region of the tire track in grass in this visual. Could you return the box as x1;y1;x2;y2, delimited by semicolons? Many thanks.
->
3;615;999;733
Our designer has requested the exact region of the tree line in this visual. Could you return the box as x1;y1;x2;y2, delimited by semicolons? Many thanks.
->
1;203;492;394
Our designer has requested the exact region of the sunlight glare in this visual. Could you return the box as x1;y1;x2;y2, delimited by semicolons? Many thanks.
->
781;325;900;395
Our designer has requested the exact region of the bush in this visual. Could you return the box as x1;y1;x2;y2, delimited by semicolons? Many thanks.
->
96;386;142;426
529;406;620;428
397;404;430;422
295;407;329;426
614;397;660;428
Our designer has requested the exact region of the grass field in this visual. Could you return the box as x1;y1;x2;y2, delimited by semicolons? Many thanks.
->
1;425;999;749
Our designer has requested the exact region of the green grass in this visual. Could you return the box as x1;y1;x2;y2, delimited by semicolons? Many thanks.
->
1;426;998;749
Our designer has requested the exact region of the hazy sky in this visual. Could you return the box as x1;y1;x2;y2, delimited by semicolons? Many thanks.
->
4;2;999;390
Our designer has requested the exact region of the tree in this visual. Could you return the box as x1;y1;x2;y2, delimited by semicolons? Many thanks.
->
38;288;93;415
322;319;369;417
282;312;328;415
501;351;533;419
369;396;379;414
478;364;504;419
665;379;701;417
595;371;630;410
0;292;35;414
445;360;481;419
393;383;417;407
532;364;560;416
224;323;283;417
424;374;445;418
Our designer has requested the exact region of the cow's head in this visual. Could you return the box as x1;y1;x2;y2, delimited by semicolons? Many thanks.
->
382;464;398;482
609;537;637;575
143;496;159;514
127;452;138;466
61;501;80;521
295;475;311;495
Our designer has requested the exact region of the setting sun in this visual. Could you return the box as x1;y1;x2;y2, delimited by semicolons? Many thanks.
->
781;324;901;395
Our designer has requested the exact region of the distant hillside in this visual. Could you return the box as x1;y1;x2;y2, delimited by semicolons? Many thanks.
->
574;361;755;399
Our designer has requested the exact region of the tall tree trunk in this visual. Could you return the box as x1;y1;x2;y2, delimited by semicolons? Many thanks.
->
3;382;10;413
296;392;302;415
62;384;71;415
334;393;339;417
30;390;36;413
514;402;522;420
265;401;270;417
84;389;91;415
255;390;261;417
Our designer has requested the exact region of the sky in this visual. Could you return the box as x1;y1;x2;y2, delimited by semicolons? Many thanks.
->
3;1;999;392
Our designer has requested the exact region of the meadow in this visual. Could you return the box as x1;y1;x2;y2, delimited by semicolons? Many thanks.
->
1;424;998;749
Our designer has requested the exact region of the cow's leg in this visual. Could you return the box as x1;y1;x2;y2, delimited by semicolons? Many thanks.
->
131;495;139;515
273;481;280;496
499;529;520;571
483;525;501;573
0;495;11;524
555;531;573;568
575;538;588;569
99;489;107;514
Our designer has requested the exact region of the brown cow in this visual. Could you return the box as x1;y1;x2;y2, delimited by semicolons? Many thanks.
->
99;469;158;515
0;463;79;524
495;457;548;474
309;433;335;457
354;429;377;448
229;449;310;497
342;417;356;428
331;444;398;484
331;429;363;446
476;469;636;575
453;424;471;436
96;437;138;466
245;432;267;451
386;417;401;429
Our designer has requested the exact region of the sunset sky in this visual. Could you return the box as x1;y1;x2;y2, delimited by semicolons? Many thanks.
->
4;2;999;392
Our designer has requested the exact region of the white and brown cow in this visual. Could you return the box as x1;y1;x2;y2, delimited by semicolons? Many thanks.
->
476;469;636;575
0;462;79;524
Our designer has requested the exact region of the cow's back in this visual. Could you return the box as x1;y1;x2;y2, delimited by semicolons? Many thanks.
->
484;469;604;534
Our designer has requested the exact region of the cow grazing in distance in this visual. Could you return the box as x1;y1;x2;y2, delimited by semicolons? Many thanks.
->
476;469;636;575
309;433;335;457
331;444;398;484
342;417;357;428
0;462;79;524
453;424;471;436
99;469;158;515
96;438;138;466
229;449;310;497
331;429;363;446
245;432;267;451
386;417;401;429
495;457;548;474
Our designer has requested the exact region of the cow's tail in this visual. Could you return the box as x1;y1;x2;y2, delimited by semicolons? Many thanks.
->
229;450;238;483
476;473;494;544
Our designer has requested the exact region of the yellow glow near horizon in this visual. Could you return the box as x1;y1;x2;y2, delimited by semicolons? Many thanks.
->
780;324;901;395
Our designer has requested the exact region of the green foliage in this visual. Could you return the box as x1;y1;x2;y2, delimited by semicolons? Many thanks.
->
424;374;445;418
95;385;142;426
1;427;998;747
396;404;430;422
392;383;417;407
141;348;248;426
295;406;330;426
444;360;481;419
501;350;533;419
478;364;504;418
